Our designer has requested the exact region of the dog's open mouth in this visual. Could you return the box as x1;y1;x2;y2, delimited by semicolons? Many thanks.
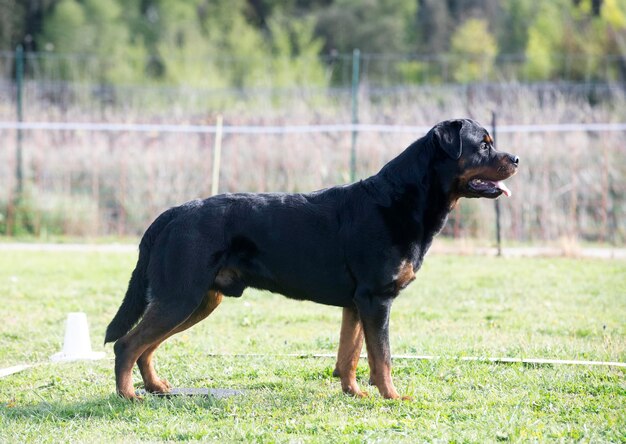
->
468;178;512;197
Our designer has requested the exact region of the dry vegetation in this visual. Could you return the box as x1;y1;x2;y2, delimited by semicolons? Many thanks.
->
1;83;624;243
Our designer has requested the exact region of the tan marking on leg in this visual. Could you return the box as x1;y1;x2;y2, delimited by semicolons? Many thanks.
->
114;304;176;399
138;291;223;393
333;306;367;397
360;319;412;401
365;349;412;401
365;345;401;400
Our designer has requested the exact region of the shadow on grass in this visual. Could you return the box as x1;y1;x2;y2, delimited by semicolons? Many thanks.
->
2;393;225;422
2;380;301;422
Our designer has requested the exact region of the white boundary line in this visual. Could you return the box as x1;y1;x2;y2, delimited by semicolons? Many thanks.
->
1;121;626;134
0;364;33;378
204;353;626;368
2;354;623;379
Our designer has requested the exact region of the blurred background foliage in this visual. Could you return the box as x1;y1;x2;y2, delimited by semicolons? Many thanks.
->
1;0;625;86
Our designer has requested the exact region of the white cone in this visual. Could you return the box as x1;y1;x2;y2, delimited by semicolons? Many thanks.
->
50;312;105;362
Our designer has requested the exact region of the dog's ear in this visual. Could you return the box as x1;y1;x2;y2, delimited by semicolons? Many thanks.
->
433;120;463;159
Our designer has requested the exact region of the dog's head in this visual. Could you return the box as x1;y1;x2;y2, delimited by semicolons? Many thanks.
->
431;119;519;200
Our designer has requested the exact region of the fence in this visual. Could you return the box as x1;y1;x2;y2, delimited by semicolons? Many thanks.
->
2;118;624;244
1;50;625;243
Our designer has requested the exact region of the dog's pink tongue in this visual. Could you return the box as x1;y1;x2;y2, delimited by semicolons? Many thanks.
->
497;181;512;197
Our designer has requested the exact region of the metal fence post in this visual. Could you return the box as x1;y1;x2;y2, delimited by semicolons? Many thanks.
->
350;48;360;182
492;111;502;256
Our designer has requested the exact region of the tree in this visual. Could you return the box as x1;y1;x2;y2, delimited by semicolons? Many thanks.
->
524;1;565;80
153;0;228;88
523;0;626;81
39;0;88;54
38;0;141;83
498;0;538;54
315;0;416;54
153;0;328;89
268;15;327;88
449;18;498;83
416;0;451;54
0;0;25;49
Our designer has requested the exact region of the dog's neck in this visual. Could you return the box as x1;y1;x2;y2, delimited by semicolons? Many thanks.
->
363;134;453;267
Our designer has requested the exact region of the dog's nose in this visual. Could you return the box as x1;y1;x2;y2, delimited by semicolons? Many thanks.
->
509;154;519;166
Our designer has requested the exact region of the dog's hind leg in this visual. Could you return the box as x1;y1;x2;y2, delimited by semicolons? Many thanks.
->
137;290;223;393
113;297;203;400
333;306;367;397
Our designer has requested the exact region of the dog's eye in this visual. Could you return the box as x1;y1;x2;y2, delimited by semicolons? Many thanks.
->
480;143;489;152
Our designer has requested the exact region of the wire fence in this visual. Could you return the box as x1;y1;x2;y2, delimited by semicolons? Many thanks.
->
3;121;626;134
0;50;625;243
2;118;624;243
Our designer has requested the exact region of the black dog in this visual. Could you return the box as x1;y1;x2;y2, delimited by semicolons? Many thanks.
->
105;119;518;400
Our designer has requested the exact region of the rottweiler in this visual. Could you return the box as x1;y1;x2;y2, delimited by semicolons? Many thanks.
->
105;118;519;400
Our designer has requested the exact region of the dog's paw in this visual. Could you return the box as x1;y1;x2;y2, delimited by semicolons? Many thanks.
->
117;389;144;401
145;378;172;394
342;387;368;398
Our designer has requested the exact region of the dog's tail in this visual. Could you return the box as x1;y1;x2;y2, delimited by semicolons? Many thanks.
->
104;206;180;344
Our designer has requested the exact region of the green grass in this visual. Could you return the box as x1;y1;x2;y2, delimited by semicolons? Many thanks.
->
1;250;625;442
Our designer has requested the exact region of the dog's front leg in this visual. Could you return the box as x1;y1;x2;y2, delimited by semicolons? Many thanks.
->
355;293;410;400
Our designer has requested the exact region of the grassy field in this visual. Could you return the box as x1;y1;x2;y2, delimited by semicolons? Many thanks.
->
0;250;624;442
